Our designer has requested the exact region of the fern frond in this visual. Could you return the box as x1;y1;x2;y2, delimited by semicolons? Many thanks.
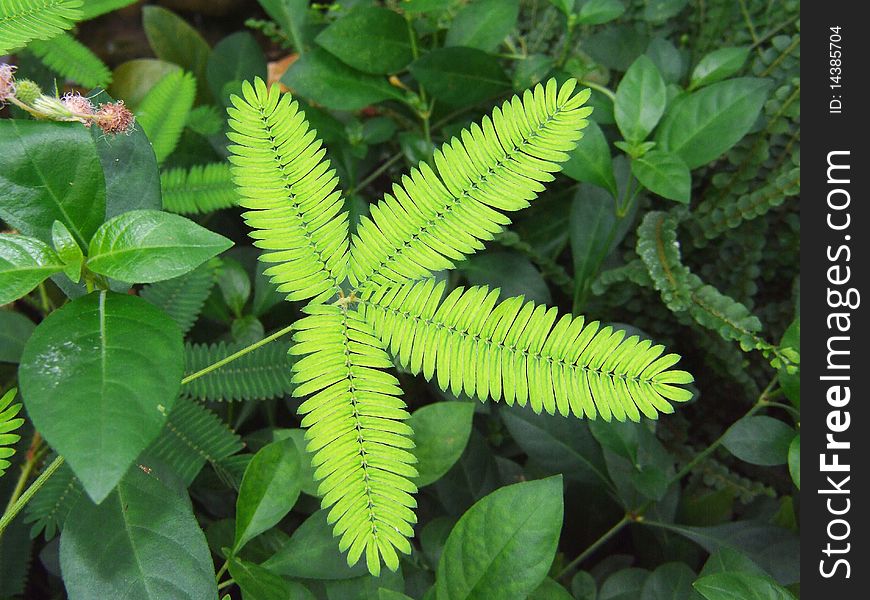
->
358;278;694;422
27;32;111;88
140;260;217;334
290;305;417;576
0;0;83;55
226;78;350;305
161;163;239;215
136;70;196;163
80;0;137;21
348;79;592;292
144;397;244;485
0;388;25;478
183;340;294;402
24;459;81;539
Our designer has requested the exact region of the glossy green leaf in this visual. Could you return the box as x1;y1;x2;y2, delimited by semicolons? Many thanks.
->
208;32;267;103
409;402;475;486
600;568;650;600
562;120;618;196
51;221;84;283
0;310;34;363
263;510;369;580
788;434;799;489
646;37;685;84
316;7;413;74
615;55;666;143
631;150;691;203
0;235;65;305
230;557;314;600
258;0;310;53
283;47;403;111
0;120;106;248
445;0;520;53
569;186;618;303
529;578;574;600
436;476;563;600
60;467;217;600
577;0;625;25
656;78;771;169
218;258;252;317
722;416;793;466
409;47;509;106
690;47;751;90
699;548;769;578
693;573;796;600
641;562;702;600
234;438;302;552
19;292;183;502
142;5;211;102
87;210;232;284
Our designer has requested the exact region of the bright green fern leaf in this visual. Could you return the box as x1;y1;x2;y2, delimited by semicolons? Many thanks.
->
359;279;693;422
24;458;81;539
226;77;693;576
143;396;244;485
290;304;417;576
0;388;24;478
184;340;294;402
136;69;196;163
140;260;217;334
28;32;111;88
349;79;592;292
226;78;350;305
0;0;83;56
80;0;137;20
161;163;239;215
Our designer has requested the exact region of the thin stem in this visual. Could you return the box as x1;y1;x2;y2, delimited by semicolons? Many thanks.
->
579;80;616;103
215;559;229;583
0;455;65;537
181;324;295;385
557;515;631;580
2;437;41;518
217;578;235;591
354;151;403;193
37;282;52;313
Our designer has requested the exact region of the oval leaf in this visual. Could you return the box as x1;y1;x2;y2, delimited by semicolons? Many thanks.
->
690;47;751;90
615;55;666;143
409;402;474;486
316;7;413;74
409;47;509;106
234;438;302;552
229;557;314;600
722;416;793;466
20;292;184;502
445;0;520;53
60;467;217;600
656;78;771;169
562;120;618;196
693;572;796;600
0;235;64;305
436;476;564;600
631;150;691;203
87;210;232;284
0;310;35;364
788;434;799;489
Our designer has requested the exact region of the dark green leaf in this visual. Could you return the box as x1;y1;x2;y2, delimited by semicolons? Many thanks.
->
570;186;621;303
87;210;232;284
631;150;691;203
571;571;597;600
529;578;574;599
142;5;211;102
409;402;475;486
316;7;413;74
586;25;649;71
275;429;318;496
0;310;34;363
778;318;799;407
562;120;617;196
722;416;793;466
656;78;771;169
140;260;217;334
264;510;369;580
403;0;451;13
0;120;106;248
645;37;685;84
283;47;404;111
20;292;183;502
615;55;666;143
445;0;520;53
641;562;702;600
788;434;799;489
60;467;217;599
460;251;551;305
258;0;310;53
51;220;84;283
547;0;575;16
218;258;252;317
693;573;796;600
690;47;751;90
513;54;556;90
109;59;181;111
410;47;510;106
577;0;625;25
642;0;688;22
208;32;267;103
436;477;563;600
324;570;404;600
379;590;414;600
0;235;65;305
234;438;302;552
230;557;314;600
600;568;650;600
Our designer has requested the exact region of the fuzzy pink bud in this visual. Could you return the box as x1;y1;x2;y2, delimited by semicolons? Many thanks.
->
94;100;135;135
61;92;96;120
0;63;16;103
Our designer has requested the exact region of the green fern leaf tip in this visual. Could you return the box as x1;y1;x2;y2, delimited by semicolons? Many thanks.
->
226;76;693;576
1;388;25;478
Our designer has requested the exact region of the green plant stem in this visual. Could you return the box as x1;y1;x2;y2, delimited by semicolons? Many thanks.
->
37;282;52;313
354;151;403;193
2;438;41;520
181;324;295;385
557;379;780;579
0;455;65;537
215;559;229;583
217;578;235;591
579;80;616;102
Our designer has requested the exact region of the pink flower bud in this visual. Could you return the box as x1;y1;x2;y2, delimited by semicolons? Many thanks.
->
94;100;135;135
61;92;96;120
0;63;16;103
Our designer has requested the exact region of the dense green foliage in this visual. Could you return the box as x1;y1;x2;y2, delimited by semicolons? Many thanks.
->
1;0;799;598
